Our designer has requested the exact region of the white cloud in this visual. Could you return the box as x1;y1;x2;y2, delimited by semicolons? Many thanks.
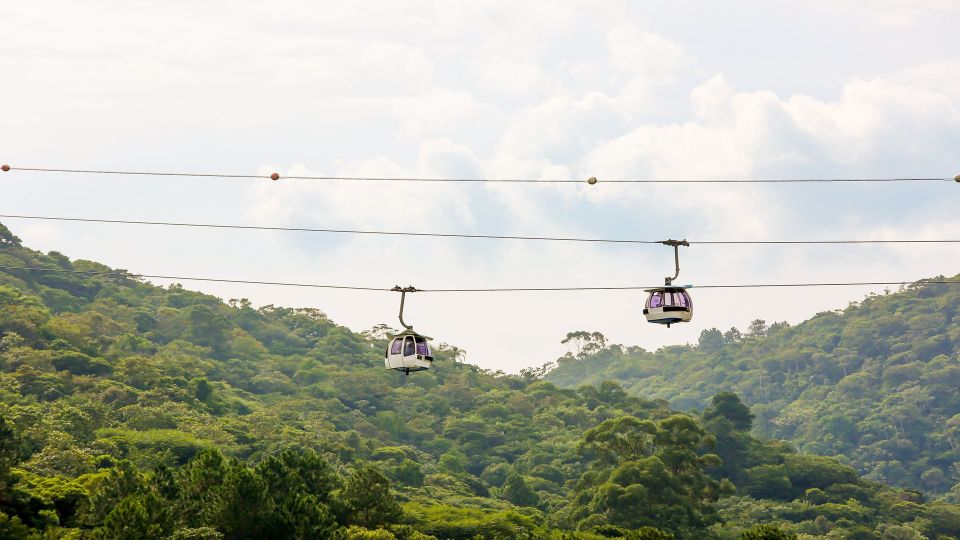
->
846;0;960;29
496;92;627;163
476;58;553;100
392;90;496;139
893;60;960;101
785;79;960;164
606;26;691;82
246;139;480;232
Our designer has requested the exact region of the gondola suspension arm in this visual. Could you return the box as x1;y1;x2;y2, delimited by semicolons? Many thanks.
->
392;285;418;330
660;239;689;286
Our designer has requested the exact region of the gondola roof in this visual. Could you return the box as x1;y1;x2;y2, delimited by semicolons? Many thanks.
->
387;327;433;341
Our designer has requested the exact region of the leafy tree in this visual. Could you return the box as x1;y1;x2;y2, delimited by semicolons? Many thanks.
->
698;328;725;352
405;503;538;539
184;305;231;356
175;449;228;527
0;416;36;531
192;377;214;402
341;465;403;529
501;473;539;507
0;512;34;540
255;449;340;538
703;419;754;483
90;493;168;540
343;526;398;539
580;416;657;466
744;465;793;500
391;460;425;487
562;331;608;357
703;392;754;431
0;287;50;342
628;528;674;540
84;460;148;526
723;327;742;343
0;223;21;247
0;415;22;496
213;466;273;539
50;351;113;376
738;524;797;540
167;527;224;540
572;415;721;536
747;319;769;338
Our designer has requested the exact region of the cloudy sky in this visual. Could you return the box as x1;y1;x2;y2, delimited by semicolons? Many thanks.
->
2;1;959;372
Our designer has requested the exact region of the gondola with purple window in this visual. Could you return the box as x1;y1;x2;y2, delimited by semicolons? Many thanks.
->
385;286;433;374
643;240;693;327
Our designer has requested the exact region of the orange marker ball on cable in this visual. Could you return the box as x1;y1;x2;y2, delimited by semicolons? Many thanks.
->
1;164;9;172
270;172;280;181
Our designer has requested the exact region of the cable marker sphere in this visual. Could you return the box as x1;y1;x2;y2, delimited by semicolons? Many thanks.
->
954;174;960;182
1;164;9;172
587;176;597;185
270;173;280;181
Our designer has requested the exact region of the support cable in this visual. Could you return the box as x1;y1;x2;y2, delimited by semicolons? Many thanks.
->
1;265;957;293
1;214;958;246
2;164;955;184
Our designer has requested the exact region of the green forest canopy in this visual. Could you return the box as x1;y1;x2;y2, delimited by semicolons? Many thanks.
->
1;222;959;539
545;274;960;499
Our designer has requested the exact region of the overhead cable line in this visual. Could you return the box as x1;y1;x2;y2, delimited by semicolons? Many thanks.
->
0;265;390;292
1;265;958;293
2;164;957;184
2;214;959;246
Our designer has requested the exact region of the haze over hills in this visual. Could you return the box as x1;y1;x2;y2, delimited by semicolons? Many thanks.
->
2;222;960;539
545;275;960;497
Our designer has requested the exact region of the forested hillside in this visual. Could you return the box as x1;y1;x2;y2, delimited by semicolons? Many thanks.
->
546;274;960;499
2;221;960;539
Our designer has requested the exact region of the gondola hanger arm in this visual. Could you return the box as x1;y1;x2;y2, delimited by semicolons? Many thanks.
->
659;239;689;286
391;285;418;329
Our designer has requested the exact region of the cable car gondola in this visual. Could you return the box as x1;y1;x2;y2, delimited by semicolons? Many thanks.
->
643;240;693;327
384;286;433;374
644;286;692;327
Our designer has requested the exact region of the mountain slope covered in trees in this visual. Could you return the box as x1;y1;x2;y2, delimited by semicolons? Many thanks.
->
2;221;960;539
545;272;960;499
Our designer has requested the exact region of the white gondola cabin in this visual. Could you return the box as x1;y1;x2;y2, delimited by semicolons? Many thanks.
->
385;328;433;374
644;240;692;327
643;287;693;327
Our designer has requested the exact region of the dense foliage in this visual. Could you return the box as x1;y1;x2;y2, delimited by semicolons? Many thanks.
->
1;222;959;539
546;273;960;500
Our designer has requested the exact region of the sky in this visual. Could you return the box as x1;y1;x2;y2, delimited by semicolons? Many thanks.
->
1;1;959;372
